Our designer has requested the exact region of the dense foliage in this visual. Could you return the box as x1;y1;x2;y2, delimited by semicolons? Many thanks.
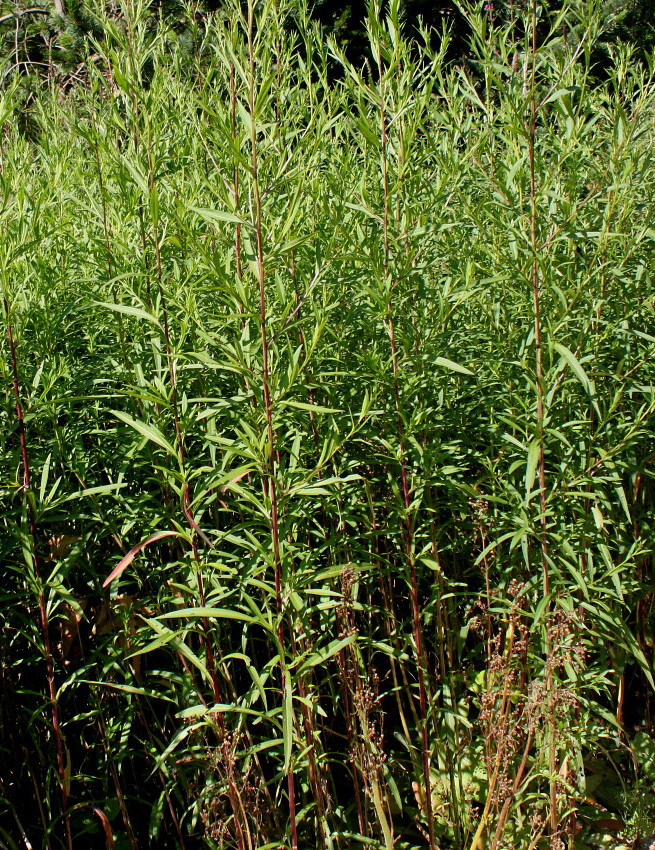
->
2;0;655;847
2;0;655;91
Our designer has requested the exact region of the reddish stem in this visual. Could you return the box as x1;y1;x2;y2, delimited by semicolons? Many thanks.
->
247;4;297;845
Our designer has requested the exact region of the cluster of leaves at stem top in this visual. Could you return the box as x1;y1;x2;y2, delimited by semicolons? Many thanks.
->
2;0;654;97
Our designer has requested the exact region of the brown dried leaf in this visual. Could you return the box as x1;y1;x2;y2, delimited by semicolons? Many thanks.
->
48;534;82;561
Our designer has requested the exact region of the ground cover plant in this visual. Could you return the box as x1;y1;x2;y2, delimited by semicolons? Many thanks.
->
2;0;655;847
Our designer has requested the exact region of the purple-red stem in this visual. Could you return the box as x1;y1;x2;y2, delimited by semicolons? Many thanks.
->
378;56;434;850
246;4;297;845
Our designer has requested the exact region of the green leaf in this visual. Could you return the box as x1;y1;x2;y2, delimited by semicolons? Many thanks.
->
278;400;342;414
77;681;176;703
191;206;246;226
299;635;357;672
434;356;475;376
112;411;177;457
283;669;293;772
157;607;259;625
525;439;540;500
95;301;162;327
553;342;599;413
139;617;211;685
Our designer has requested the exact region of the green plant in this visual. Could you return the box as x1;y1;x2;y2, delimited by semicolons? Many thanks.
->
2;1;655;847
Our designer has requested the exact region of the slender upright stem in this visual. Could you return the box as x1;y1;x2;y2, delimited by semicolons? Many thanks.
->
377;39;433;850
230;59;245;326
247;15;283;620
246;3;297;845
528;2;548;601
143;105;246;850
527;1;558;838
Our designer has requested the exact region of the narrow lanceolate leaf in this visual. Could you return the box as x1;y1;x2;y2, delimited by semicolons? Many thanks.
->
57;483;126;505
103;530;182;587
78;681;176;703
94;301;162;327
278;399;343;414
283;669;294;772
299;635;357;672
111;411;178;457
191;206;246;226
157;607;257;624
119;155;150;195
140;617;211;684
553;342;599;411
525;439;540;500
434;356;475;376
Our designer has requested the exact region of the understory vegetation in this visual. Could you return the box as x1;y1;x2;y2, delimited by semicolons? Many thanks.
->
2;1;655;847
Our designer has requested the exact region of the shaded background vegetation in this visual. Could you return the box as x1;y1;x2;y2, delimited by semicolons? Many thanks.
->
2;0;655;90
